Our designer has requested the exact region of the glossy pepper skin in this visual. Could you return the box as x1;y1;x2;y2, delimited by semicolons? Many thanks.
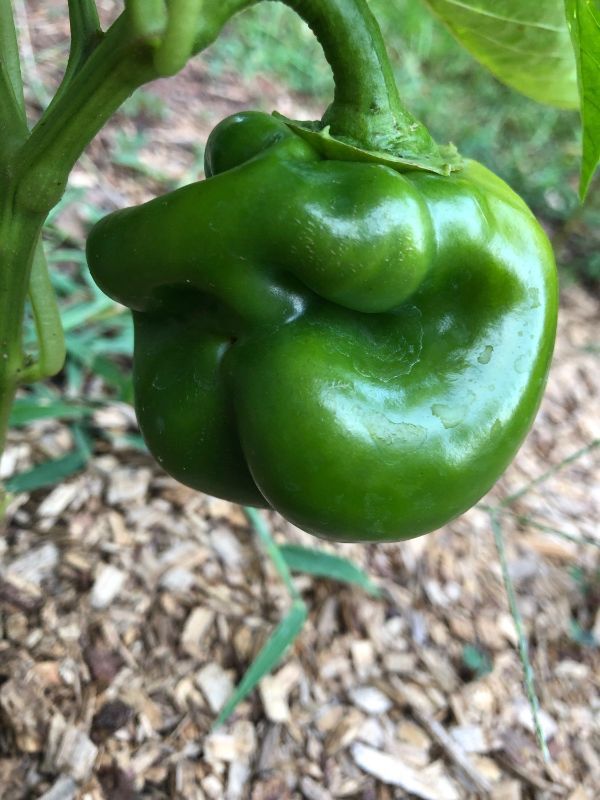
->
86;111;558;542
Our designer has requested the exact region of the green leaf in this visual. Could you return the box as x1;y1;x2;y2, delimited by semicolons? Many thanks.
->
213;600;307;728
422;0;579;108
565;0;600;197
5;427;91;493
9;397;95;426
279;544;382;598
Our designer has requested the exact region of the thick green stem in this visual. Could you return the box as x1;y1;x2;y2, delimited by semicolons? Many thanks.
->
0;378;16;458
13;18;155;212
288;0;438;156
0;201;43;442
194;0;439;158
154;0;205;76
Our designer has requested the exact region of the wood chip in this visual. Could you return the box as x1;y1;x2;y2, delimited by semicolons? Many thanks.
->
181;607;216;657
4;542;59;584
196;663;234;713
348;686;393;715
491;781;522;800
90;564;126;609
37;483;80;518
450;725;489;754
351;743;459;800
159;565;196;592
300;775;333;800
43;714;98;781
350;640;376;679
37;775;78;800
0;573;42;611
567;788;591;800
259;662;303;723
324;708;364;755
226;760;251;800
0;673;51;752
106;467;152;505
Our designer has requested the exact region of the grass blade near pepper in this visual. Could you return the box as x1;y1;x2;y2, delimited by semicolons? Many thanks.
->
499;439;600;508
482;439;600;765
9;396;95;426
490;510;551;763
213;600;307;729
212;509;385;726
5;424;91;493
279;543;382;597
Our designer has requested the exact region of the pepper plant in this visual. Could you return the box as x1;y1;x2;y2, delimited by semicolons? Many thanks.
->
0;0;598;729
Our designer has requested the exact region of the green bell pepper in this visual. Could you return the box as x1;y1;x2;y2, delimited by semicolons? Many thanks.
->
86;110;557;542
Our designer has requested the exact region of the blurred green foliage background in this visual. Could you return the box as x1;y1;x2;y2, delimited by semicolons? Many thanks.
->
206;0;599;286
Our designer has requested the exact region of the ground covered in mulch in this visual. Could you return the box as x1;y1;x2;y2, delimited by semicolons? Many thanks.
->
1;3;599;799
2;283;598;800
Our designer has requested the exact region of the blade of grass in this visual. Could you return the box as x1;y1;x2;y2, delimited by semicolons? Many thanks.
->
9;397;95;426
500;439;600;507
244;506;301;602
492;506;600;549
279;544;382;597
209;508;312;727
213;599;307;728
5;425;91;493
490;510;551;763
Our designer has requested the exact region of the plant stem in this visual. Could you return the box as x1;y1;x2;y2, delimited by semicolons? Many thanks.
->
0;0;26;109
0;376;16;458
154;0;205;76
194;0;439;158
0;0;28;163
289;0;437;155
0;204;43;447
20;237;66;383
13;17;154;212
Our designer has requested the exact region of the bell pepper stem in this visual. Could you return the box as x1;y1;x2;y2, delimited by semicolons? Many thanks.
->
194;0;439;159
288;0;438;157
